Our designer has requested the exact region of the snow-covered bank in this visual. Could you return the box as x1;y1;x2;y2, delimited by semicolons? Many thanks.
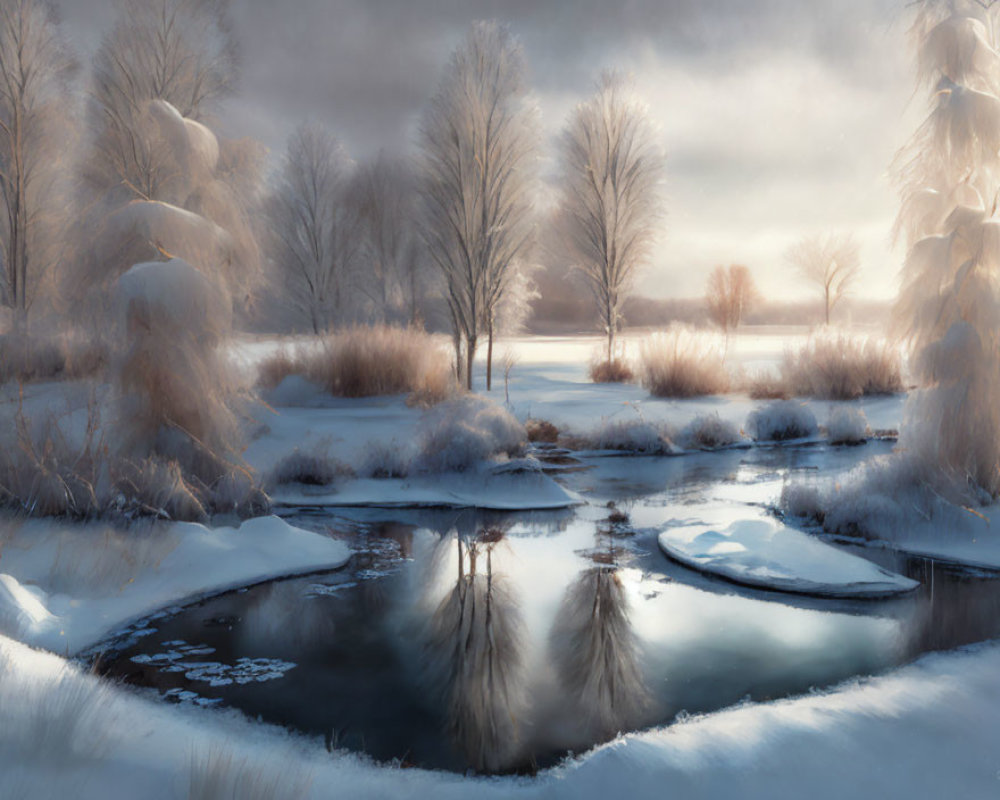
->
0;516;351;655
2;632;998;798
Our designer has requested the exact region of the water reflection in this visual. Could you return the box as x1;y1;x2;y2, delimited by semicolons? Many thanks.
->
422;528;526;773
549;538;651;741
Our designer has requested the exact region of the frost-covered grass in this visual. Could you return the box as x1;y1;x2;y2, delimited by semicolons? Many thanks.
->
638;326;730;398
187;746;313;800
257;325;457;404
781;332;904;400
746;400;818;442
567;418;679;455
0;330;106;384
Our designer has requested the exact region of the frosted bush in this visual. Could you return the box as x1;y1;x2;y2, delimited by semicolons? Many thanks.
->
679;413;742;450
781;333;904;400
745;401;818;442
415;395;526;472
825;407;869;445
575;418;679;455
267;449;351;488
780;482;825;522
638;325;730;398
359;440;411;479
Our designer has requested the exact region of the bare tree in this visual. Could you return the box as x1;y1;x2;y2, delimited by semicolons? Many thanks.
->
419;20;538;390
0;0;75;322
785;232;860;326
558;71;664;364
264;123;359;334
705;264;758;336
86;0;237;201
351;151;424;324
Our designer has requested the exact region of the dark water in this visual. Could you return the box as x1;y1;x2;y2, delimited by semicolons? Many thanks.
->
90;442;1000;774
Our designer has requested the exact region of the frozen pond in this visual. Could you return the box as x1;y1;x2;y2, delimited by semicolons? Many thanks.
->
91;441;1000;774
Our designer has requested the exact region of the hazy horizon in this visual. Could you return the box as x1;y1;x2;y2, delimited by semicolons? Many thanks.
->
58;0;918;304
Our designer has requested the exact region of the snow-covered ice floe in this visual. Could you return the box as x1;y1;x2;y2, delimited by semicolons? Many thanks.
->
0;516;351;655
657;510;919;598
271;462;581;510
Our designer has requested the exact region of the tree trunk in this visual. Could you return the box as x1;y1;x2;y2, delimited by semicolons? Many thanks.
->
466;334;477;391
486;317;494;391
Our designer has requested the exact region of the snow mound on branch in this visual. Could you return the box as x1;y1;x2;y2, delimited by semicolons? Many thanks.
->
116;258;230;335
745;401;818;442
148;99;220;186
0;574;56;640
657;512;919;598
100;200;237;282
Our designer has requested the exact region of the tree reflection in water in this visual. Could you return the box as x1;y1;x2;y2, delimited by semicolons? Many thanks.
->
550;534;650;741
422;527;526;773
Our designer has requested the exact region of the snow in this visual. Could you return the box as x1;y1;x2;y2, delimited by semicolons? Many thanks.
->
2;630;1000;798
657;509;919;597
272;461;580;510
0;515;351;655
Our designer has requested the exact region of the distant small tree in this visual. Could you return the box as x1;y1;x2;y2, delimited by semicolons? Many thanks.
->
786;232;860;325
558;71;664;363
705;264;758;336
264;123;359;334
0;0;76;322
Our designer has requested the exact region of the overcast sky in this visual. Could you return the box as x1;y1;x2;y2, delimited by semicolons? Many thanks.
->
58;0;920;302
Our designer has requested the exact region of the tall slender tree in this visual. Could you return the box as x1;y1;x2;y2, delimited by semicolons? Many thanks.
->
419;20;538;390
264;123;359;333
0;0;75;322
558;71;664;363
893;0;1000;499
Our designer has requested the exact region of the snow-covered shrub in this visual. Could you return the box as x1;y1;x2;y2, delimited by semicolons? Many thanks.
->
525;418;559;443
781;333;904;400
256;325;458;404
589;357;635;384
680;413;742;450
825;407;869;445
358;441;411;479
638;325;730;398
572;418;678;455
266;449;352;488
414;395;526;472
187;745;313;800
745;401;818;442
780;482;825;522
114;259;245;486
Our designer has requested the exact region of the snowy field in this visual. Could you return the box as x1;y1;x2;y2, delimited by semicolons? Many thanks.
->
2;329;999;798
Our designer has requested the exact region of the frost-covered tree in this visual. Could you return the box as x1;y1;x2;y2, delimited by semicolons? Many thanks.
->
558;71;664;363
264;123;359;334
351;152;424;324
785;232;861;326
705;264;758;335
892;0;1000;500
419;20;538;390
0;0;76;321
87;0;237;202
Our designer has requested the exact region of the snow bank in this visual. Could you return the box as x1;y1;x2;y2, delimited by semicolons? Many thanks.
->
2;631;1000;798
0;516;351;654
0;574;56;640
657;511;918;597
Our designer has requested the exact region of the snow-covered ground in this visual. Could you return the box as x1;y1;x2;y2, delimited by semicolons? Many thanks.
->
0;516;351;655
2;631;999;798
